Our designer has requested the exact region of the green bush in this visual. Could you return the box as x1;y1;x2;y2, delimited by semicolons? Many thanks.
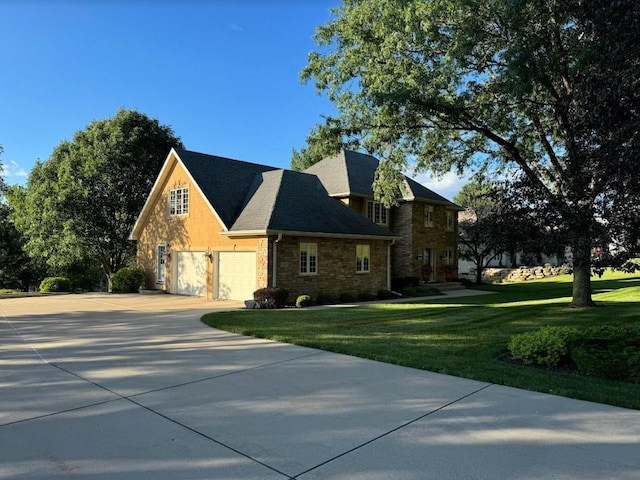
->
296;295;312;308
111;267;146;293
39;277;72;293
509;327;575;367
570;325;640;383
402;285;440;297
316;293;334;305
253;287;289;309
357;292;375;302
339;292;355;303
402;286;417;296
377;289;394;300
0;289;21;295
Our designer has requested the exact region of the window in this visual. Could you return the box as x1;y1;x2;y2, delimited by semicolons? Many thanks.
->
356;244;370;273
424;205;434;227
367;201;388;225
300;242;318;274
442;248;454;265
446;211;455;231
169;187;189;216
157;244;166;284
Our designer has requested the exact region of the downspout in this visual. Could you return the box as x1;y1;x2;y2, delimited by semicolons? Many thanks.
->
387;238;396;290
273;233;283;287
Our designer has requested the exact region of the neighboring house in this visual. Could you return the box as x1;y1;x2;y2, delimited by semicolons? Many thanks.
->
457;209;568;278
130;148;461;301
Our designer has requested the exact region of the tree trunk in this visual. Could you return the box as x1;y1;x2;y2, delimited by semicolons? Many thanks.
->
475;264;483;284
571;239;595;307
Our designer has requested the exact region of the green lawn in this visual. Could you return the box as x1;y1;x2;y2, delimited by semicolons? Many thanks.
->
202;271;640;410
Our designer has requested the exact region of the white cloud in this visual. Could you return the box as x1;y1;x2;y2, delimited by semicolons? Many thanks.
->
229;22;243;31
411;170;470;201
1;160;28;182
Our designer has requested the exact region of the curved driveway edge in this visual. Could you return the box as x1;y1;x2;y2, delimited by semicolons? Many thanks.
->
1;293;638;479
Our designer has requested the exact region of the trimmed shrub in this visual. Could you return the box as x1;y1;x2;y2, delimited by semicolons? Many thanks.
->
111;267;146;293
296;295;312;308
391;276;421;291
253;287;289;309
39;277;72;293
339;292;355;303
316;293;334;305
509;327;575;367
377;289;394;300
0;289;21;295
402;285;440;297
357;292;375;302
570;325;640;383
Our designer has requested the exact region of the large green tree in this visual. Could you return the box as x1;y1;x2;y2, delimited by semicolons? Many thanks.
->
302;0;640;307
11;109;183;289
0;145;6;194
0;147;33;290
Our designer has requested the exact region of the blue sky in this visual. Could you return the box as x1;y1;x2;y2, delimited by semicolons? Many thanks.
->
0;0;466;199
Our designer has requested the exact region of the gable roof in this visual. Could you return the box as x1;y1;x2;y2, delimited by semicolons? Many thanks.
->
176;149;278;229
229;169;395;237
304;150;463;209
130;148;397;241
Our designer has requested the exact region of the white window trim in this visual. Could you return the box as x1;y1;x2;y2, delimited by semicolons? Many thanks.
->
442;248;454;265
156;244;167;284
356;244;371;273
446;211;455;231
300;242;318;275
425;205;434;228
367;201;388;226
169;187;189;216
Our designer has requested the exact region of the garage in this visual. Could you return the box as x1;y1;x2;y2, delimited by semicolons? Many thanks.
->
175;251;207;296
217;251;257;300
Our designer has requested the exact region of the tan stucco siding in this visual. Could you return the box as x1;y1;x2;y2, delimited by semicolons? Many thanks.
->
135;160;264;298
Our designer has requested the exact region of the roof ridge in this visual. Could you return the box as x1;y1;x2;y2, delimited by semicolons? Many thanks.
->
175;147;278;171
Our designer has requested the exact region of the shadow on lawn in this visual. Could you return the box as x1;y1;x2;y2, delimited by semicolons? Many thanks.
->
423;274;640;305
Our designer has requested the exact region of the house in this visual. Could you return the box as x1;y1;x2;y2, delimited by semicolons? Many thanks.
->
130;148;462;301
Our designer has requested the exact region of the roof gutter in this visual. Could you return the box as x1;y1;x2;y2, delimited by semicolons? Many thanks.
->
221;229;400;241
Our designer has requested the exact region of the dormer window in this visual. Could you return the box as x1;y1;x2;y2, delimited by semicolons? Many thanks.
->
367;201;388;225
169;187;189;216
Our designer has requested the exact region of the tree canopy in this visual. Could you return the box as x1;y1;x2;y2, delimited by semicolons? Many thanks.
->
301;0;640;307
10;109;183;288
0;146;7;195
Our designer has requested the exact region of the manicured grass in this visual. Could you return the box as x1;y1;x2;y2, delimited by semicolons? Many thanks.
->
202;271;640;410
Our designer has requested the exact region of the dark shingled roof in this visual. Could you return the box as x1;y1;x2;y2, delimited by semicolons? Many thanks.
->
176;149;277;229
176;149;394;238
231;169;395;237
304;150;461;208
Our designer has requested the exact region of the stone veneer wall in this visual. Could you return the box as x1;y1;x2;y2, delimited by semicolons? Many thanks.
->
390;202;413;278
274;235;390;300
391;201;459;281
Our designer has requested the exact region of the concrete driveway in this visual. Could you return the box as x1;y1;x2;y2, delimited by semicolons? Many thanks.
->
1;294;639;480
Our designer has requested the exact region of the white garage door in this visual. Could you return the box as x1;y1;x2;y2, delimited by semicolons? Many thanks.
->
176;251;207;296
218;252;257;300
